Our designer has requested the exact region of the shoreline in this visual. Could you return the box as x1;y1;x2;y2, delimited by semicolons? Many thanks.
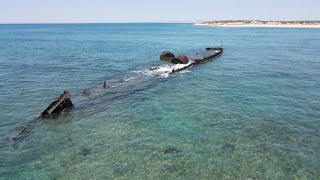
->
193;21;320;28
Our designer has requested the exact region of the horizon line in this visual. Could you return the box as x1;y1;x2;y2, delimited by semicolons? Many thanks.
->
1;19;320;25
0;22;191;25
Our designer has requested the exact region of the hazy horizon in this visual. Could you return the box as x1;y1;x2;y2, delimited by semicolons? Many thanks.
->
0;0;319;24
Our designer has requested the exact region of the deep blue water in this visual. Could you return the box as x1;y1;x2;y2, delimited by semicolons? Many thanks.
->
0;23;319;179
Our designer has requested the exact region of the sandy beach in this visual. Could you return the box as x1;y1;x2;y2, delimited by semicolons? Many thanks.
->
194;21;320;28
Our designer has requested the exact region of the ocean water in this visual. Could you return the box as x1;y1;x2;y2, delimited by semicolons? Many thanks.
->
0;23;319;179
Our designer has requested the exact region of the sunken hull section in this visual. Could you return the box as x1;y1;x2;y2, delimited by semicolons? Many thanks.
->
194;47;223;64
40;90;73;118
10;46;223;147
154;47;223;75
170;63;194;74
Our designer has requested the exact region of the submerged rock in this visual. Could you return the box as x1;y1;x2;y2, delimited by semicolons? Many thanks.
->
164;147;182;154
160;51;176;61
79;147;91;156
221;143;236;153
11;127;30;145
82;90;91;96
113;164;128;175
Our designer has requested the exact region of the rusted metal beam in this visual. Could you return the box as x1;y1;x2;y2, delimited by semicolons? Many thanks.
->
40;90;73;118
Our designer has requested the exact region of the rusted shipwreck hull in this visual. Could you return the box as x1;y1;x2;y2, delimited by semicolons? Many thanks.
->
41;47;223;116
10;46;223;147
194;47;223;64
11;91;73;145
169;63;194;74
40;90;73;118
164;47;224;74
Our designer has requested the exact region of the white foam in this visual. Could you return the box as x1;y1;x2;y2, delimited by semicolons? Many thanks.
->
132;61;194;79
123;76;136;82
160;72;169;78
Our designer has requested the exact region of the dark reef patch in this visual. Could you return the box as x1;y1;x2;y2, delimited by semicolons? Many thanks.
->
221;143;236;153
79;147;91;156
164;147;182;154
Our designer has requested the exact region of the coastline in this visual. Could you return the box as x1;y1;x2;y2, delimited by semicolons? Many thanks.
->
193;21;320;28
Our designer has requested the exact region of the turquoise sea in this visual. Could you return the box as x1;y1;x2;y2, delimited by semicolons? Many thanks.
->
0;23;319;179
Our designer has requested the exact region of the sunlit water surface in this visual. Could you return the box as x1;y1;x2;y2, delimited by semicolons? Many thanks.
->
0;24;319;179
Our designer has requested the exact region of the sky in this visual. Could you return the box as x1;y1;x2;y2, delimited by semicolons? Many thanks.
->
0;0;319;23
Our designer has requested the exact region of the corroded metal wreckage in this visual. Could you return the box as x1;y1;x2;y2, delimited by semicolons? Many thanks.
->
10;46;223;145
194;47;223;64
10;91;74;145
155;47;224;73
38;47;223;117
40;90;73;118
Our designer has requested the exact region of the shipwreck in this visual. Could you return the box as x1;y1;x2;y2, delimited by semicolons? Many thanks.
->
40;47;224;117
39;90;73;118
157;47;224;74
11;46;223;146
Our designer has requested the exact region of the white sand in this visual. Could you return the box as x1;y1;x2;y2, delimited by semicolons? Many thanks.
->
193;23;320;29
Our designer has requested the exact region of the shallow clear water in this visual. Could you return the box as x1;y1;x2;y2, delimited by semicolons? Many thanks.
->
0;23;319;179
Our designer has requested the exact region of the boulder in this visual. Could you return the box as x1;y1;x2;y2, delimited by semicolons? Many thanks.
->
160;51;175;61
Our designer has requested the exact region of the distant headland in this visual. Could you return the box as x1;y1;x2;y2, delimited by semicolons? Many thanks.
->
194;20;320;28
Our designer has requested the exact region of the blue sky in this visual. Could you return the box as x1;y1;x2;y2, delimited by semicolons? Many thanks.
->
0;0;319;23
